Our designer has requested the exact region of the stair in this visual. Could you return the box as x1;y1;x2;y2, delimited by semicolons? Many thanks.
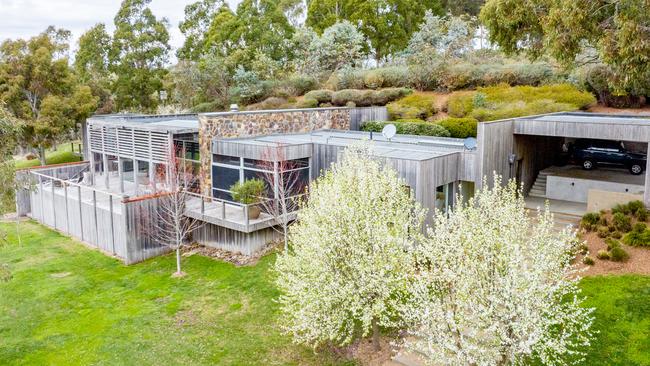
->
528;171;548;198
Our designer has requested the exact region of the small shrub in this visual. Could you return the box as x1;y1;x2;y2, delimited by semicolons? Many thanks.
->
447;93;475;117
627;200;644;213
360;120;450;137
611;231;622;239
582;256;595;265
304;89;333;103
622;228;650;247
611;203;630;215
331;89;374;107
598;216;609;226
372;88;412;105
633;222;647;233
596;249;610;260
609;247;629;262
345;101;356;108
577;243;589;255
25;153;37;160
245;97;291;111
605;238;620;250
597;226;610;238
296;98;318;108
281;74;318;96
230;179;266;204
363;67;410;89
612;212;632;233
636;208;648;221
387;93;437;120
580;212;600;231
190;101;223;113
437;118;478;138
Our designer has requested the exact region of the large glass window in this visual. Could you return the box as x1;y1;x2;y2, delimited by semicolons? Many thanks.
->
211;154;311;205
214;154;240;166
212;165;240;191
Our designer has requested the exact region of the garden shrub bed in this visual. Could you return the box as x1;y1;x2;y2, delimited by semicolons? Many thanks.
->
361;120;450;137
447;84;596;121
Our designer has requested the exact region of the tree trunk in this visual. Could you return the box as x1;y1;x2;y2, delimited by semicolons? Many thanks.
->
283;226;288;253
38;145;46;166
176;248;182;274
372;317;381;351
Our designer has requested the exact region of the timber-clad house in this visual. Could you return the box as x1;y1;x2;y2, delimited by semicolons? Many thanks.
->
15;107;650;264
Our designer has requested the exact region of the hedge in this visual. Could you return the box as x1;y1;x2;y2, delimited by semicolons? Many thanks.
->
437;117;478;138
328;88;411;107
360;120;451;137
304;89;333;103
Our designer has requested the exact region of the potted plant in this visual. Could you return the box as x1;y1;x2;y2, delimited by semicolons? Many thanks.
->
230;178;266;219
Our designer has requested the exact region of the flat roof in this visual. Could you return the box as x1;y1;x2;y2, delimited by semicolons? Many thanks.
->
87;113;199;134
517;112;650;125
219;130;473;161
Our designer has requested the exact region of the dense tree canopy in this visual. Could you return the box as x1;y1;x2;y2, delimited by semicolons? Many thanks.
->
0;27;98;164
110;0;170;112
74;23;112;84
306;0;444;62
177;0;226;61
480;0;650;94
203;0;296;70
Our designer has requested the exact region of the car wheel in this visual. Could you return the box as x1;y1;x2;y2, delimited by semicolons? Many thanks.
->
582;159;595;170
630;164;643;175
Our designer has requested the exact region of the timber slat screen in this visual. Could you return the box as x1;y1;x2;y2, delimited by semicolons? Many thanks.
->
88;124;171;164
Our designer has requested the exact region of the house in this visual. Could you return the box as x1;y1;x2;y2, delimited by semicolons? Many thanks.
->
16;108;650;263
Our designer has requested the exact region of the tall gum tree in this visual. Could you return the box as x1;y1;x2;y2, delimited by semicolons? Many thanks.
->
110;0;170;112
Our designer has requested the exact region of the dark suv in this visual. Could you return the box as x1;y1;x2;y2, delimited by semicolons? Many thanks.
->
568;139;646;175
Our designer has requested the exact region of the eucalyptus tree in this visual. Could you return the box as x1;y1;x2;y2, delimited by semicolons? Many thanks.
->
110;0;171;112
480;0;650;94
177;0;226;61
0;27;98;164
306;0;445;63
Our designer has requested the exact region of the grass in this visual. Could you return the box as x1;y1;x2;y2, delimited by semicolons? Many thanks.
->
580;275;650;366
14;142;82;170
1;222;649;365
0;221;348;366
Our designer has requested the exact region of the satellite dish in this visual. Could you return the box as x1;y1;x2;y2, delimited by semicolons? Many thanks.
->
463;137;477;150
382;124;397;140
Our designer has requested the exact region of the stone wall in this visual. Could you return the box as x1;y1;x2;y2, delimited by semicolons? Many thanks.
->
198;107;351;195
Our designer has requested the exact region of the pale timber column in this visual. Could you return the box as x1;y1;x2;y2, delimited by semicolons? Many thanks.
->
133;159;139;196
149;161;156;193
643;143;650;207
118;157;124;193
89;151;96;185
103;153;109;189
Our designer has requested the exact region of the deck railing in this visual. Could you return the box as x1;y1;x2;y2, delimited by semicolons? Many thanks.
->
184;191;277;231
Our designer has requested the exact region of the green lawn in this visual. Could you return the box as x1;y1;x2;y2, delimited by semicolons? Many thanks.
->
0;222;649;365
14;142;82;169
0;222;347;366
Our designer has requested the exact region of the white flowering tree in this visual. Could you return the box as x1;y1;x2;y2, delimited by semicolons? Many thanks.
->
402;176;594;366
274;144;425;351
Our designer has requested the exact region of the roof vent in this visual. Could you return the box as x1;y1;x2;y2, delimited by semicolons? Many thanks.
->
230;104;239;112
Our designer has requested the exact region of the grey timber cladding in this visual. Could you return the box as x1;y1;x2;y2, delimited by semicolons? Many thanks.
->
514;119;650;142
476;119;516;188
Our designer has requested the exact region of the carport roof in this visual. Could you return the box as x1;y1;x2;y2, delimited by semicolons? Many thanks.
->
513;112;650;142
518;112;650;125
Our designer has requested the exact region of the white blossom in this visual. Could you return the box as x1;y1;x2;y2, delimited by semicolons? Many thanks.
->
274;143;425;349
402;176;594;366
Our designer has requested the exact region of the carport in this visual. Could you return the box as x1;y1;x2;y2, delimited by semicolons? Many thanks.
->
476;112;650;212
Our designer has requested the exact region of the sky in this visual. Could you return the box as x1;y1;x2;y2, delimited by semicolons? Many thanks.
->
0;0;240;57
